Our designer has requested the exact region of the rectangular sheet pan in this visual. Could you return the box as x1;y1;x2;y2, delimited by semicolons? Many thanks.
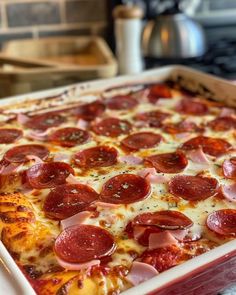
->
1;65;236;295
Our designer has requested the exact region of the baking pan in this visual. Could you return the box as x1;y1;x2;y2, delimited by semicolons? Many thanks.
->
0;65;236;295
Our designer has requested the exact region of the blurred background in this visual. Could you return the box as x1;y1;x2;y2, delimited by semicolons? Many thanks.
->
109;0;236;78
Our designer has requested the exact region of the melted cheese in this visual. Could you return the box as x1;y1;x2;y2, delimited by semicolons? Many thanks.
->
0;83;235;294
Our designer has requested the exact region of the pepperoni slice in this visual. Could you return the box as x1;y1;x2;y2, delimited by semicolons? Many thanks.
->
74;146;118;168
44;183;99;219
145;152;188;174
207;117;236;131
181;136;232;157
206;209;236;236
26;162;74;189
132;211;193;230
54;224;115;263
135;111;169;128
4;144;49;163
121;132;162;151
106;95;138;110
92;118;131;137
222;157;236;179
25;112;66;131
169;175;218;201
0;129;23;144
147;84;172;104
140;246;182;272
176;99;208;115
162;121;201;134
100;174;150;204
48;127;90;147
73;100;105;121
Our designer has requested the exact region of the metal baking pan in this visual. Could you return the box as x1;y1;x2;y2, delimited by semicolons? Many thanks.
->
0;65;236;295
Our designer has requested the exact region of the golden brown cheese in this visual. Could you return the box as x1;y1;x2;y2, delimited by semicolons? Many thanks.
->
0;193;52;258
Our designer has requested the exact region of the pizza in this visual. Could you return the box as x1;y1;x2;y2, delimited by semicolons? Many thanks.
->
0;77;236;295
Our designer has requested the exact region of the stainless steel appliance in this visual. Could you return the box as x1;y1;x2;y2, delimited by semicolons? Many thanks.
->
142;0;206;58
110;0;236;79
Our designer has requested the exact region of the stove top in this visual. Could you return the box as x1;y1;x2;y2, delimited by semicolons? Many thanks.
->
145;38;236;80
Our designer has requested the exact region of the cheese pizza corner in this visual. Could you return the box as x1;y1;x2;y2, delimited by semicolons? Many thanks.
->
0;80;236;294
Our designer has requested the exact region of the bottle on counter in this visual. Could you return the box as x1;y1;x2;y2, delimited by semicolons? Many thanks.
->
113;4;144;75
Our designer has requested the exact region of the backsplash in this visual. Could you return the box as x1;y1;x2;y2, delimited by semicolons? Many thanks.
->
0;0;108;47
1;0;236;48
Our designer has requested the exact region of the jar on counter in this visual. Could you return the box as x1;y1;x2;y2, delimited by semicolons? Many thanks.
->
113;5;144;75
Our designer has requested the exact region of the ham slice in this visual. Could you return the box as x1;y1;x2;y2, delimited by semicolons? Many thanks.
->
134;120;149;128
54;153;71;163
27;126;58;141
222;158;236;179
187;148;210;164
26;155;44;165
95;201;120;209
135;89;150;102
221;183;236;202
175;133;194;141
27;129;52;141
76;119;89;130
118;155;143;165
148;231;178;250
0;163;22;175
56;256;100;271
126;261;159;286
133;225;147;240
61;211;93;230
66;174;94;186
17;113;30;124
138;168;169;184
219;107;236;118
132;224;192;244
66;173;81;184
